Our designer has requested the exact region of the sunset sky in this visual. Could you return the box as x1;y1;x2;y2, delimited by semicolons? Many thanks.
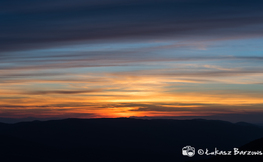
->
1;0;263;122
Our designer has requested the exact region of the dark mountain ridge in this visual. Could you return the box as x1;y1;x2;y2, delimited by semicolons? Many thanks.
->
0;118;263;162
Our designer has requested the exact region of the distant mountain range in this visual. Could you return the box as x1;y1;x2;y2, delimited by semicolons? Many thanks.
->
0;118;263;162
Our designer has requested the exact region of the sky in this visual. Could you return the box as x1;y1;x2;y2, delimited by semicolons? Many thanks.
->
1;0;263;123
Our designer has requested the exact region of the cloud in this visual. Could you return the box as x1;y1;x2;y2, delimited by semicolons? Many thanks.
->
24;89;103;95
0;72;66;78
1;0;263;52
113;103;263;112
111;68;263;79
1;0;263;120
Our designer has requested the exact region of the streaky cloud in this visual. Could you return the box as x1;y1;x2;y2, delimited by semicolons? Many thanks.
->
1;0;263;52
24;89;103;95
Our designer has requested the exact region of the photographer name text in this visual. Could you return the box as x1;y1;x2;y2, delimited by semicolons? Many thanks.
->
198;147;263;156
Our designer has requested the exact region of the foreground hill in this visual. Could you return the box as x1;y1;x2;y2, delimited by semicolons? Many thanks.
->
0;118;263;162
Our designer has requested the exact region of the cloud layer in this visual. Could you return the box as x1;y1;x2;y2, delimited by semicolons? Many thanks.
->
1;0;263;122
1;0;263;51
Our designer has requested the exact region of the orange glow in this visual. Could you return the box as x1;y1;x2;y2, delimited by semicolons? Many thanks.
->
1;71;263;119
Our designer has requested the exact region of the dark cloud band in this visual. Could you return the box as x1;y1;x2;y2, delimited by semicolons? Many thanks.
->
1;0;263;52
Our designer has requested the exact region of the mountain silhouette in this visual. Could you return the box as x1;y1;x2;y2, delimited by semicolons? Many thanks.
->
0;118;263;162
